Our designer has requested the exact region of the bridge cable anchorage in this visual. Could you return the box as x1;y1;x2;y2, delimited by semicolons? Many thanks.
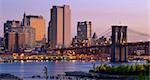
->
128;28;150;38
98;27;111;38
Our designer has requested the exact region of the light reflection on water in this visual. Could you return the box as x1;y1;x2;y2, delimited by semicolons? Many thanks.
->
0;61;97;77
0;60;148;79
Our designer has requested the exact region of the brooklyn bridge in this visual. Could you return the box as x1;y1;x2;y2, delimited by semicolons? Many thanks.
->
47;25;150;62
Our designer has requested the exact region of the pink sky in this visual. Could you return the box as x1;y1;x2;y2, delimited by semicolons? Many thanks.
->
0;0;149;41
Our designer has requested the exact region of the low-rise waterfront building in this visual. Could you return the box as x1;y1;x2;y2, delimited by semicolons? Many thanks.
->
128;41;150;55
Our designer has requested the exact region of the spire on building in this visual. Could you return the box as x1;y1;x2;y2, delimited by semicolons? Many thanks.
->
23;12;26;17
23;12;27;27
92;32;97;39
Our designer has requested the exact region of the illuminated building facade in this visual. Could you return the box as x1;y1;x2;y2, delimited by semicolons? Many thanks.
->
4;20;25;52
23;13;46;42
77;21;92;40
48;5;71;48
23;13;45;47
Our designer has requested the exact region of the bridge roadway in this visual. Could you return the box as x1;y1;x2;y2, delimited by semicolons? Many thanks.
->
47;45;110;51
47;41;149;52
47;43;129;52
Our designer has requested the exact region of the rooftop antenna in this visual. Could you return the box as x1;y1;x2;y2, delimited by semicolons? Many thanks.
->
23;11;26;17
119;21;122;26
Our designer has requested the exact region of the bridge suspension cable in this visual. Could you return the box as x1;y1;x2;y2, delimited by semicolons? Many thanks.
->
97;27;150;40
98;27;111;38
128;28;150;38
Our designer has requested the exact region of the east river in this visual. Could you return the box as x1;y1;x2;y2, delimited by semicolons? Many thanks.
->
0;60;148;80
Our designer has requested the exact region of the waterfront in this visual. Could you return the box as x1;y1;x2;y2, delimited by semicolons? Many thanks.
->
0;61;101;80
0;60;148;80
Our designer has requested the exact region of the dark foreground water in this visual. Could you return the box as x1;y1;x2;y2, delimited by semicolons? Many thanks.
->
0;60;147;80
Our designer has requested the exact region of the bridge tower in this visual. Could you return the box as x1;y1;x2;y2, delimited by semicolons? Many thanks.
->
111;26;128;62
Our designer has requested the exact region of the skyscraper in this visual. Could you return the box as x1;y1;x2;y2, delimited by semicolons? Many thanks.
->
48;5;71;48
23;13;46;42
0;37;4;47
77;21;92;40
22;27;35;48
0;37;4;52
23;13;48;47
4;20;20;33
5;32;18;52
4;20;24;52
4;19;35;52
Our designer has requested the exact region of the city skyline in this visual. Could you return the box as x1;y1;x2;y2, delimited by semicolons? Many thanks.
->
0;0;150;41
0;1;150;79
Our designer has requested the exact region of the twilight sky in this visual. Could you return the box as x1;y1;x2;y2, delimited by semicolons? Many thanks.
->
0;0;150;41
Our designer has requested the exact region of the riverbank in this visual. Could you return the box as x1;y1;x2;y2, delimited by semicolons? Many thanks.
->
65;71;134;80
0;73;23;80
88;63;150;80
0;59;149;64
0;61;149;80
63;63;150;80
0;59;100;63
0;61;101;79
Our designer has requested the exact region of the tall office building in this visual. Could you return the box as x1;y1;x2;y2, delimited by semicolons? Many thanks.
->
0;37;4;52
23;13;46;42
0;37;4;47
77;21;92;40
22;13;46;48
22;27;35;48
48;5;71;48
18;32;25;50
4;19;35;52
4;20;20;33
5;31;25;52
4;20;25;52
5;32;18;52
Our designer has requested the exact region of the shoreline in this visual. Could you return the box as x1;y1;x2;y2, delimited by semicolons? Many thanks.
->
0;73;23;80
0;59;148;63
0;62;149;80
